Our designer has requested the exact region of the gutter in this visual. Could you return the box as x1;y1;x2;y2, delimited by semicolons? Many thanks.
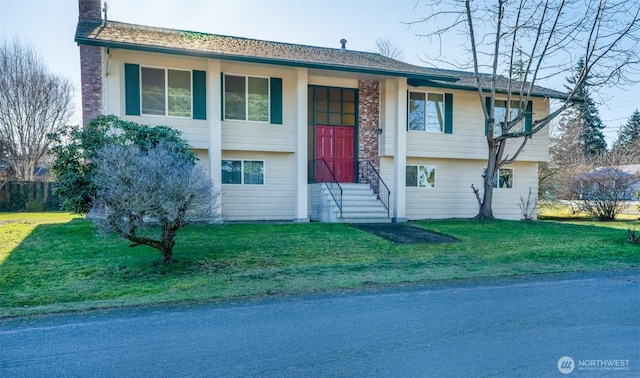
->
75;37;459;83
408;78;568;99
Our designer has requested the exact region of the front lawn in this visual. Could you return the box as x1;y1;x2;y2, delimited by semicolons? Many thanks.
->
1;212;639;317
538;202;640;220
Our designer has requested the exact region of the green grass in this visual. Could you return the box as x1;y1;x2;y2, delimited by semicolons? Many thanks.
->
538;202;640;221
1;212;639;318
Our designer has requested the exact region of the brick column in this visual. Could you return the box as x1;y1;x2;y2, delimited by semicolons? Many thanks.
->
78;0;103;126
79;45;103;126
358;80;381;172
79;0;102;22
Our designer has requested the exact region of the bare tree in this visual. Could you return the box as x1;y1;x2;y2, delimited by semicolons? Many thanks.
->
409;0;640;219
375;37;405;60
537;161;558;201
91;143;217;265
0;38;74;181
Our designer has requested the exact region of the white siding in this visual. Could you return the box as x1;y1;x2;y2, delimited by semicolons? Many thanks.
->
379;78;397;157
220;151;296;221
381;157;538;220
221;62;297;152
193;149;209;177
488;161;539;219
378;81;550;162
308;75;358;89
405;89;550;162
106;49;211;149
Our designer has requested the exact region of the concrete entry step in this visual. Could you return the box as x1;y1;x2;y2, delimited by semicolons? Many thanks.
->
309;183;391;223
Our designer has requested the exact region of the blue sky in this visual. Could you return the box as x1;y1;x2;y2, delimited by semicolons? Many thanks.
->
1;0;638;145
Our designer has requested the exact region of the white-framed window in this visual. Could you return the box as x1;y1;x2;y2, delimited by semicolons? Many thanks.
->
483;167;514;189
140;67;191;117
224;74;269;122
222;160;265;185
406;165;436;188
408;91;445;132
493;99;525;137
496;168;513;189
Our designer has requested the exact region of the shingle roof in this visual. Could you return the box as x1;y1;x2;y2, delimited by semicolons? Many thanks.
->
75;20;566;99
590;164;640;175
409;69;567;99
75;21;459;81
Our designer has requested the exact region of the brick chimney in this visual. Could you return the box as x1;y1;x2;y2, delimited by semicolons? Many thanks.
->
79;0;102;23
78;0;104;126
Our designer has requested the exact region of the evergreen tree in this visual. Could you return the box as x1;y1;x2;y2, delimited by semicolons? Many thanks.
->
613;109;640;155
564;59;608;157
550;108;584;165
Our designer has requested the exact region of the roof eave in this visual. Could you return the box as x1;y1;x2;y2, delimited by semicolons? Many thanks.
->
408;78;567;99
76;37;459;82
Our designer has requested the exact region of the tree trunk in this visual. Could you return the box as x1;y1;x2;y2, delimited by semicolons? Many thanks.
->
160;245;173;265
476;175;495;219
113;222;177;265
475;175;495;219
475;142;498;220
160;226;177;265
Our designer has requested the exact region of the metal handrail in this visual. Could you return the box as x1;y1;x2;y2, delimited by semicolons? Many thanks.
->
309;159;343;217
358;160;391;217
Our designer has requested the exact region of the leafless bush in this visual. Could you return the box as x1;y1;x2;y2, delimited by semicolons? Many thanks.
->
91;143;218;264
518;186;537;221
566;165;639;221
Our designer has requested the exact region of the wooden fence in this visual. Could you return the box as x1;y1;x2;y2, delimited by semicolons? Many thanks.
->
0;181;60;211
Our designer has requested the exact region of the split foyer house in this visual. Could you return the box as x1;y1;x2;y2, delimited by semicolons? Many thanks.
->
75;0;563;222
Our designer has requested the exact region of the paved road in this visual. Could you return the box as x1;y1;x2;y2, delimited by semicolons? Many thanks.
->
1;270;638;377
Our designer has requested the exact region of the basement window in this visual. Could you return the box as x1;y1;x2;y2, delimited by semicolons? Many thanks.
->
484;167;514;189
497;168;513;189
406;165;436;188
222;160;265;185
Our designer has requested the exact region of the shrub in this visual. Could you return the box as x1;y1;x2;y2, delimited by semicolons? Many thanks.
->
50;115;196;214
570;166;639;220
91;143;218;265
25;200;45;212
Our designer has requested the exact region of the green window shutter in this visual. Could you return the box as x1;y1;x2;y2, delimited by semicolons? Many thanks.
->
220;72;224;121
192;70;206;120
124;63;140;116
406;90;410;131
525;101;533;138
270;77;283;124
484;96;492;136
444;93;453;134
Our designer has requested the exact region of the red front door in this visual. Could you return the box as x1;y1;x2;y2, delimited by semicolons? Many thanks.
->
335;126;355;182
315;125;354;183
315;125;335;183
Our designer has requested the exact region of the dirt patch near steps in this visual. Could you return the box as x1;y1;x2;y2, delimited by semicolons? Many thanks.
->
351;223;458;244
